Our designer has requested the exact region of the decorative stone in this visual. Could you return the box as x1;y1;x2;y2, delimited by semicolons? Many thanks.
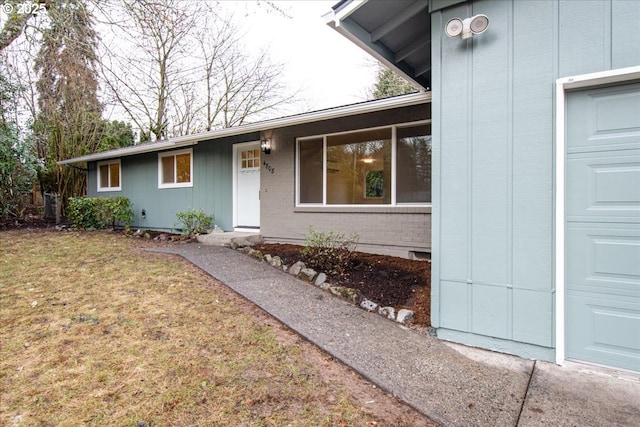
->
269;256;282;267
314;272;327;287
319;282;331;291
379;306;396;320
251;249;263;259
396;309;414;324
264;254;272;263
330;286;358;303
360;299;378;312
289;261;306;276
300;268;317;282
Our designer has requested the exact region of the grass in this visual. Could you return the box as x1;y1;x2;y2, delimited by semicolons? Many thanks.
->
0;230;395;426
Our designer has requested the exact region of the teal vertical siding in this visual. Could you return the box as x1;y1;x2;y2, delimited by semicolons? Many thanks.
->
87;133;258;231
432;0;640;359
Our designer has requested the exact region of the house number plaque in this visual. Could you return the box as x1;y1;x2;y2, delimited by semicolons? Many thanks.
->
263;161;275;174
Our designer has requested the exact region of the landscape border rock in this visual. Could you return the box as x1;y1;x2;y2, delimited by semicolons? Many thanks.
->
234;246;414;325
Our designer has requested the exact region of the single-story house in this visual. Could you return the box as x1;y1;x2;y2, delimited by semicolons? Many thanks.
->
61;0;640;373
60;93;433;258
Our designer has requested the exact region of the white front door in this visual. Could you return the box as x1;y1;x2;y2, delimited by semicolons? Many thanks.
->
235;143;261;229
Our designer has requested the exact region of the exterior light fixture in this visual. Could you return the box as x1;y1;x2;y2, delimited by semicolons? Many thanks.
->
261;139;272;154
445;14;489;40
141;209;146;218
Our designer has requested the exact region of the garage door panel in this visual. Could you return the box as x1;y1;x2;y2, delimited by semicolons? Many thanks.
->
566;292;640;371
566;149;640;220
566;225;640;292
566;81;640;372
566;82;640;154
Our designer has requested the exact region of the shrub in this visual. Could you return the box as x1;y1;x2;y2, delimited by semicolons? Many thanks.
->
68;196;133;229
175;208;213;236
301;226;359;275
68;197;99;229
95;197;134;229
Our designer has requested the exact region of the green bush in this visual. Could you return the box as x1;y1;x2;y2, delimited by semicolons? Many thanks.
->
68;197;99;229
68;196;133;229
301;226;359;275
175;208;213;236
95;197;133;229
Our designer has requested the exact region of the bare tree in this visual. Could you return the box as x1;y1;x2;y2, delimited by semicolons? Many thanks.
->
99;0;207;141
99;0;298;141
217;48;292;128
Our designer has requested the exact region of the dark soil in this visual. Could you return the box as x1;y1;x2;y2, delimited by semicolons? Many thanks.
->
0;214;57;230
253;243;431;327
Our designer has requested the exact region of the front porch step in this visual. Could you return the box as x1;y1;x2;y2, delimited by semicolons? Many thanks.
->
195;231;261;246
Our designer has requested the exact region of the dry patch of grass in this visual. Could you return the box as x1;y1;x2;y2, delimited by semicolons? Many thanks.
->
0;230;429;426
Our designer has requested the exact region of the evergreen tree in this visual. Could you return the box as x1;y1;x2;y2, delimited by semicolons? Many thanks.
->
34;0;102;205
370;65;417;99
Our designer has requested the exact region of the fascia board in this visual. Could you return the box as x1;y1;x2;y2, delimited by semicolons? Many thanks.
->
330;0;368;23
324;3;426;90
57;139;200;165
58;92;431;165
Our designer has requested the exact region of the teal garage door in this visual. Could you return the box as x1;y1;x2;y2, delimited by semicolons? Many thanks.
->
565;82;640;372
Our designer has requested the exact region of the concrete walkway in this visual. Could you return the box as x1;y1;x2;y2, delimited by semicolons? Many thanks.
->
153;244;640;427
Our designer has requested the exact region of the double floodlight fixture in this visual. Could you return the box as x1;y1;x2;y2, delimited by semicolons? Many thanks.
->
445;14;489;39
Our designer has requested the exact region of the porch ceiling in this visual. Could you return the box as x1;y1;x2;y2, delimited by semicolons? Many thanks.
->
324;0;432;90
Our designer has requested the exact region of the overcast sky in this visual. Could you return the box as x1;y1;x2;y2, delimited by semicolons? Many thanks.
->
222;0;378;113
0;1;379;127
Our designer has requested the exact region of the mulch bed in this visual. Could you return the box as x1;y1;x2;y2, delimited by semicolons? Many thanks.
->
253;243;431;327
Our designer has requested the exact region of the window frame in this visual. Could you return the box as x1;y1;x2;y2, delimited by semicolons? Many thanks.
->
158;148;193;189
97;159;122;192
295;120;431;207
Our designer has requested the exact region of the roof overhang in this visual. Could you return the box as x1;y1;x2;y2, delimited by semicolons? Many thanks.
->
324;0;465;91
59;91;431;165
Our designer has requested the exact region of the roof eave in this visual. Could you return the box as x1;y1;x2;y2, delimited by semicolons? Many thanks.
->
57;139;201;165
58;91;431;165
325;15;424;90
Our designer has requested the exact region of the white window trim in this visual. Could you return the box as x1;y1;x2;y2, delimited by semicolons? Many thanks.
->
97;159;122;192
554;65;640;367
158;148;193;189
295;120;431;207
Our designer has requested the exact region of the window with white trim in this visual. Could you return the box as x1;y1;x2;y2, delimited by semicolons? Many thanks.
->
297;123;431;206
158;149;193;189
97;160;121;192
